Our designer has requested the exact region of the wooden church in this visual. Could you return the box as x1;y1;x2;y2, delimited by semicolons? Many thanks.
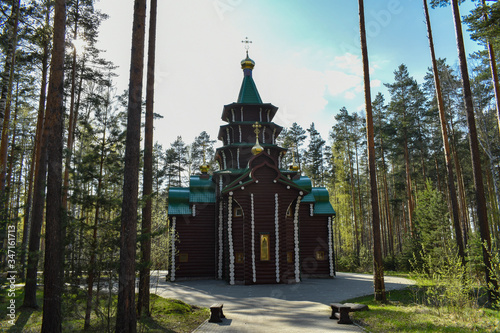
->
167;51;336;285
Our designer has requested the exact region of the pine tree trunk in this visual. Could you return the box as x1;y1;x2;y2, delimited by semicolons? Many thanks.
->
61;0;80;211
84;93;109;330
358;0;386;302
116;0;147;331
451;0;497;303
346;136;360;259
138;0;157;318
424;0;466;267
0;0;21;258
23;4;51;307
478;0;500;138
41;0;67;331
0;0;21;191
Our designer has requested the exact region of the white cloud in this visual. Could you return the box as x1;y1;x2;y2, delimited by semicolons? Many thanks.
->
344;91;356;99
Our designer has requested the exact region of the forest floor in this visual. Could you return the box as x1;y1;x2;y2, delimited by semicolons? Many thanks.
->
0;284;208;332
348;287;500;332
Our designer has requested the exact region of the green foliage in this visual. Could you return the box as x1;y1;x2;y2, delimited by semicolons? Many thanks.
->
0;288;208;333
349;287;500;332
303;122;325;187
413;181;452;264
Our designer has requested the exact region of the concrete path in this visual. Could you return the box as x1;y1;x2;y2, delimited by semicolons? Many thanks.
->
152;272;413;333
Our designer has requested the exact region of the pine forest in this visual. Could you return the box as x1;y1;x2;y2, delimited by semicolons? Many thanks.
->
0;0;500;332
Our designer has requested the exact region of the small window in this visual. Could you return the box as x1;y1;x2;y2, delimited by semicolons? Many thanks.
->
179;253;189;263
286;206;292;217
260;234;270;261
315;251;325;261
236;252;244;263
287;252;293;263
234;207;243;217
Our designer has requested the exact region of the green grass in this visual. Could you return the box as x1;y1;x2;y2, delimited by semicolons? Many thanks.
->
0;285;208;332
347;288;500;332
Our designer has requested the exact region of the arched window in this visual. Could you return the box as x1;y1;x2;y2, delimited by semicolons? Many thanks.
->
260;233;270;261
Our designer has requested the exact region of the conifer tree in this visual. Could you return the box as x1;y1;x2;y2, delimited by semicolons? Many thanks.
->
116;0;147;331
41;0;66;331
359;0;386;301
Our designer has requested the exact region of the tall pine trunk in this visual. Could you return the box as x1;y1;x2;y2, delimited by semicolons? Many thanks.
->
41;0;66;331
116;0;147;331
358;0;386;301
423;0;466;267
138;0;157;318
450;0;497;303
23;2;51;307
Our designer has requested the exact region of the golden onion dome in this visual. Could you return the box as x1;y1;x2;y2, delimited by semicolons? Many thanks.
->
289;164;300;172
251;143;264;155
199;164;210;174
241;52;255;70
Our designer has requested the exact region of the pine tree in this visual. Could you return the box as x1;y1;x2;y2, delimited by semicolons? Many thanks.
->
359;0;386;301
41;0;66;331
116;0;147;331
304;122;325;187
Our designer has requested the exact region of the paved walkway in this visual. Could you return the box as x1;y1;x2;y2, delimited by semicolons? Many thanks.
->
152;272;413;333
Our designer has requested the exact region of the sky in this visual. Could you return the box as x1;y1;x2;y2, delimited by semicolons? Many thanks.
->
93;0;483;150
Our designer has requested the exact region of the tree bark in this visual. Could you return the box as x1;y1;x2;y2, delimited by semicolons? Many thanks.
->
424;0;466;267
41;0;67;331
61;0;80;211
116;0;147;331
138;0;157;318
23;2;51;307
358;0;386;302
451;0;497;303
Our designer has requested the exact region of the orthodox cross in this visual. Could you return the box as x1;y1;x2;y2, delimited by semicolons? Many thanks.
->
252;121;261;136
202;142;207;165
242;37;252;55
251;122;263;155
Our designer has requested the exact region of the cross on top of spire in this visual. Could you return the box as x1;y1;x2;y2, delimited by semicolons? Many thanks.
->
242;37;252;55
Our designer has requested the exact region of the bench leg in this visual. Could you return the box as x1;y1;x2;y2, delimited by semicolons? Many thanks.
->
337;308;352;324
209;307;223;323
329;307;338;319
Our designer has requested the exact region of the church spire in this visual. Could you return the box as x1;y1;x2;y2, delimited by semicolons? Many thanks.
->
237;37;262;104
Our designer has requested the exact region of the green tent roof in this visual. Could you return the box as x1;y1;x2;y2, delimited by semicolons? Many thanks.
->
237;75;262;104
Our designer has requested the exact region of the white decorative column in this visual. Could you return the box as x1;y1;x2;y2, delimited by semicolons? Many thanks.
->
328;216;334;277
274;193;280;283
218;201;224;279
170;217;177;282
222;151;227;169
228;194;235;285
237;148;240;168
192;204;196;217
241;107;244;121
226;128;230;144
239;125;242;142
294;194;302;282
251;193;256;283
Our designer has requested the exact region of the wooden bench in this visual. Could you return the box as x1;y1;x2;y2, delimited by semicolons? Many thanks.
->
330;302;368;324
209;303;225;323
